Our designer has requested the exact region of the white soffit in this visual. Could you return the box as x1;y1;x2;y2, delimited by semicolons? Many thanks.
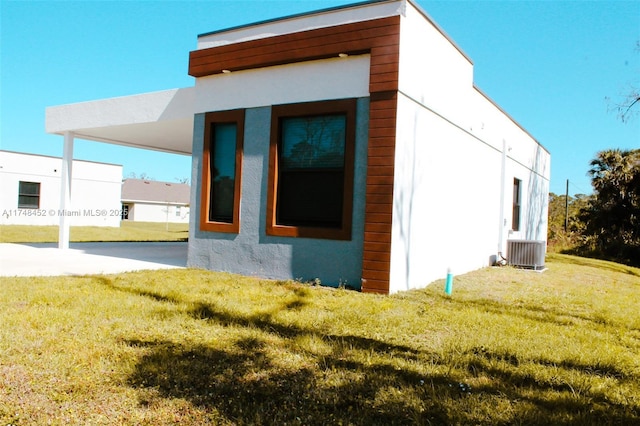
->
45;88;195;155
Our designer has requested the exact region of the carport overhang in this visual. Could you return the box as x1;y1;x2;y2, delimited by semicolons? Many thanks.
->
45;87;196;248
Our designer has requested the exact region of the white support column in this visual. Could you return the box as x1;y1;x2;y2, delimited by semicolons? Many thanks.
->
58;131;74;249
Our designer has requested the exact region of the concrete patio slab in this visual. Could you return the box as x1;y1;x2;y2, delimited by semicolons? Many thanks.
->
0;242;187;277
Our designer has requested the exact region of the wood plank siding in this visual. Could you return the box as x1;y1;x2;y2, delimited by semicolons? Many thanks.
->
188;16;401;294
361;90;397;293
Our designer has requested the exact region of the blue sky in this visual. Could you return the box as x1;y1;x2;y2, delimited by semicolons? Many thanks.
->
1;0;638;196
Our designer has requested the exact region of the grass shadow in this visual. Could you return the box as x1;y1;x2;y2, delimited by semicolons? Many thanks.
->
98;276;640;424
550;253;640;277
101;278;423;359
467;347;631;382
463;347;638;423
439;292;631;332
125;336;486;425
124;332;639;425
94;275;181;304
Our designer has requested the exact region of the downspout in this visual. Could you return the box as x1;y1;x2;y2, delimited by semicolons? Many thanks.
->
497;139;507;262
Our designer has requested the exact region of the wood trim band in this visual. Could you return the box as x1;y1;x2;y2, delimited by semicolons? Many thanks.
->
361;90;397;294
190;15;401;294
189;16;400;94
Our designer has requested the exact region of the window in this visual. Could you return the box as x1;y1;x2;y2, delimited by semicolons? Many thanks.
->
18;181;40;209
267;99;356;240
512;178;521;231
200;109;244;233
121;204;130;220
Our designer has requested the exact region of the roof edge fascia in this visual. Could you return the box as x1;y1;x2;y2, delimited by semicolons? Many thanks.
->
473;84;550;155
404;0;472;65
0;150;124;168
197;0;395;38
48;132;193;156
45;87;190;110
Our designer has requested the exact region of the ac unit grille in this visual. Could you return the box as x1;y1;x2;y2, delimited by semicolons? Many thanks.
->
507;240;546;270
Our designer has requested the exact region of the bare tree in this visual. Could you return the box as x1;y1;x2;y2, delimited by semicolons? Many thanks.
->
607;41;640;123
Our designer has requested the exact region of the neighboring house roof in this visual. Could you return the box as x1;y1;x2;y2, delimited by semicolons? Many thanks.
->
121;179;190;205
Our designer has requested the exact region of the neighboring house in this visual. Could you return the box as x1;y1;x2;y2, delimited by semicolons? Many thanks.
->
45;0;550;294
0;150;122;227
121;178;190;224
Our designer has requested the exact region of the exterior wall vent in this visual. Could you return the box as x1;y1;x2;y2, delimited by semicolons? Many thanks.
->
507;240;546;270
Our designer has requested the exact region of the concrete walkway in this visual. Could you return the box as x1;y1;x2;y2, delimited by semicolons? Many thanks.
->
0;242;187;277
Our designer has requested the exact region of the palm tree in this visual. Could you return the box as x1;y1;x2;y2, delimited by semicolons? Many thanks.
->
588;149;639;200
582;148;640;264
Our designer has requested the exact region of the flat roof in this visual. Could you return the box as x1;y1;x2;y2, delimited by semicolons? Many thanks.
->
198;0;392;38
45;88;195;155
0;149;123;168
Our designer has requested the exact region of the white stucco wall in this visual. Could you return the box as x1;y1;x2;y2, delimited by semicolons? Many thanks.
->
0;151;122;226
389;3;550;293
397;2;474;126
124;202;190;224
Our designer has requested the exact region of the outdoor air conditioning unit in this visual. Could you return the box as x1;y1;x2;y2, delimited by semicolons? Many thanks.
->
507;240;546;271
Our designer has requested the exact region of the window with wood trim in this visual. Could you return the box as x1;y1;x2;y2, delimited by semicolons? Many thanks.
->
18;181;40;209
512;178;522;231
200;109;244;233
267;99;356;240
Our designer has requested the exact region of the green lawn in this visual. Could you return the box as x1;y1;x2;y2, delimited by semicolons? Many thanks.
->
0;221;188;243
1;254;638;425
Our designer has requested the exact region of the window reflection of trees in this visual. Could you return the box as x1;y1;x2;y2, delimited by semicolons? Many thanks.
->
281;115;346;170
277;114;347;228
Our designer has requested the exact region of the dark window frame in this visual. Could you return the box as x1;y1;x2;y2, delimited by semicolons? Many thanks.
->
266;99;356;240
18;181;41;209
200;109;245;233
512;178;522;231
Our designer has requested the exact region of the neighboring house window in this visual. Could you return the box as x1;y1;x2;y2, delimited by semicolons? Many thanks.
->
18;181;40;209
176;206;181;217
512;178;521;231
200;109;244;233
121;204;130;220
267;99;356;240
